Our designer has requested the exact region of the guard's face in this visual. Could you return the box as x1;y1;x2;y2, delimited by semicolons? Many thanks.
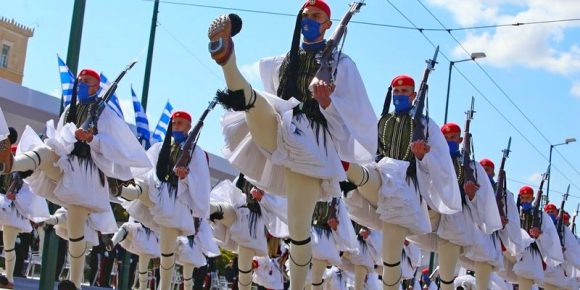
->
172;117;191;133
392;85;417;102
520;194;534;203
302;7;331;34
483;165;495;177
79;75;100;96
443;132;463;144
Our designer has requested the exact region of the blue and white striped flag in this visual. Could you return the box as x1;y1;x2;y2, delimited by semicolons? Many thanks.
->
57;55;75;107
131;86;151;149
151;100;174;143
99;73;125;119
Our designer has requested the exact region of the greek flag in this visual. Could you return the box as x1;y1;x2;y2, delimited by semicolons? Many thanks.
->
57;55;75;107
131;86;151;149
99;73;125;119
151;100;174;143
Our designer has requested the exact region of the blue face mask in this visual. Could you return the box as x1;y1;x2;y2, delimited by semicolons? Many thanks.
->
172;131;187;144
421;274;430;285
77;82;95;104
548;213;557;224
447;141;460;157
393;94;412;113
521;202;533;211
301;18;322;42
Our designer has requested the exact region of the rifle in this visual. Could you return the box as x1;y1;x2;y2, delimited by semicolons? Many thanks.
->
571;203;578;234
412;46;439;143
495;137;512;227
174;98;218;169
530;165;550;230
6;172;23;197
309;1;365;89
556;185;569;247
461;97;478;192
80;60;138;132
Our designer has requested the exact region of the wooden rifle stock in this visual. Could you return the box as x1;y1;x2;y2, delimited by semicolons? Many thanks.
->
531;165;550;229
556;185;569;246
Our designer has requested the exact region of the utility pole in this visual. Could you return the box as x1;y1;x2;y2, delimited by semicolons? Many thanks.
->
141;0;160;111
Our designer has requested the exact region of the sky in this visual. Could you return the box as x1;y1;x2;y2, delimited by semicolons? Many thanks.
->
2;0;580;220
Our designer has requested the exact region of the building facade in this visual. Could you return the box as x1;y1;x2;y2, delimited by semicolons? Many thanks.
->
0;17;34;84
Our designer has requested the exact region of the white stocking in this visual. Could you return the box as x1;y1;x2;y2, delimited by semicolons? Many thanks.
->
474;261;492;290
437;238;460;290
67;206;89;289
381;223;408;290
138;254;151;290
182;263;195;290
209;202;236;227
237;245;254;290
12;146;61;180
2;225;19;283
310;259;326;290
517;277;534;290
354;264;368;290
158;227;178;290
286;170;320;290
346;163;380;206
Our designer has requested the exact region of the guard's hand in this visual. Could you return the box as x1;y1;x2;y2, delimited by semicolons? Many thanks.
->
411;140;430;160
529;227;541;239
501;216;509;227
463;181;479;200
250;187;264;202
6;191;15;201
327;217;339;231
359;228;369;240
310;78;335;109
174;166;189;179
75;128;94;142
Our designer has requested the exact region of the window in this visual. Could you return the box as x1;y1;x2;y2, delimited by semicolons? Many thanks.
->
0;44;10;68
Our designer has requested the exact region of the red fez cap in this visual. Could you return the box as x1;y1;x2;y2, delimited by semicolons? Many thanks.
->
441;123;461;135
172;111;192;122
391;74;415;88
544;203;557;212
302;0;331;18
480;158;495;169
422;268;429;275
79;69;100;82
562;211;570;223
519;186;534;197
10;144;17;154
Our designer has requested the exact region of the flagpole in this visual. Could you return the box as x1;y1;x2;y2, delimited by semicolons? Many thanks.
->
141;0;160;111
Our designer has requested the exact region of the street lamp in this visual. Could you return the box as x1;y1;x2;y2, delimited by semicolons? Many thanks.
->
546;137;576;203
443;52;487;123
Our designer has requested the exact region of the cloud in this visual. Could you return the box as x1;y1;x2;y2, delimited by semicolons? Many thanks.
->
428;0;580;89
571;82;580;98
527;172;543;183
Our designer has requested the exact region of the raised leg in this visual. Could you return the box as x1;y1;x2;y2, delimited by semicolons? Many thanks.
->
345;163;380;205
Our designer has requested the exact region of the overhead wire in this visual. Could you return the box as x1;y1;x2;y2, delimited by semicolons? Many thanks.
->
413;0;580;179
